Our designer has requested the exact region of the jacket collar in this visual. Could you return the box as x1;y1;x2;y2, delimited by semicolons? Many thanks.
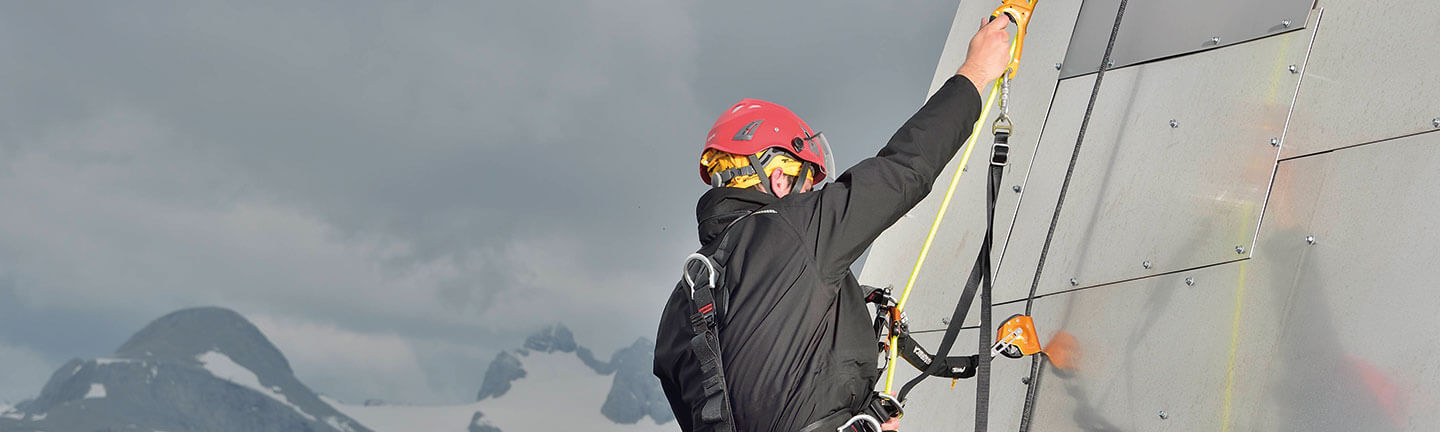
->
695;187;775;245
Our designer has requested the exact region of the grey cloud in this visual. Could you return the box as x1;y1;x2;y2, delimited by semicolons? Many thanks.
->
0;0;959;403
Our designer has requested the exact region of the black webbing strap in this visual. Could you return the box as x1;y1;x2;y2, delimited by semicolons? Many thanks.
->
974;130;1006;432
896;332;978;379
687;283;735;432
894;135;1007;411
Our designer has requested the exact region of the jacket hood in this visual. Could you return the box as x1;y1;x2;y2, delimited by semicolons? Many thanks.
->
695;187;776;245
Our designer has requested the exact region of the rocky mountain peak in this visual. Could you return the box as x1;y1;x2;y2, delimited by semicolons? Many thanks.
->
115;306;293;378
1;307;369;432
522;323;577;353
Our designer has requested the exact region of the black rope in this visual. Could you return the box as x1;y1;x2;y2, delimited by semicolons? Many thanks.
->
1018;0;1130;430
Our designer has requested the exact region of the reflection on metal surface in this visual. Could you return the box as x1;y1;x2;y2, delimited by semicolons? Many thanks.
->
860;0;1086;332
1022;23;1316;296
1060;0;1313;77
1282;0;1440;157
1251;131;1440;430
1021;264;1268;431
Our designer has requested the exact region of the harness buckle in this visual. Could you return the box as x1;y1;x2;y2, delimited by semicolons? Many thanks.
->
991;141;1011;167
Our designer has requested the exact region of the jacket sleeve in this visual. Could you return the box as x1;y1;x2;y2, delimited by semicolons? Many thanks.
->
804;74;985;279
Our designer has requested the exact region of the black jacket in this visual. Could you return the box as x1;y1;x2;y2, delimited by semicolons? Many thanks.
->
655;75;984;432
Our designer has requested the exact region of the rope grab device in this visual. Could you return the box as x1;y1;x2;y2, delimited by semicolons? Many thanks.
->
872;0;1046;430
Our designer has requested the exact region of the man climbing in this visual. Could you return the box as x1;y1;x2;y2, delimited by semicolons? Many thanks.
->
655;17;1014;432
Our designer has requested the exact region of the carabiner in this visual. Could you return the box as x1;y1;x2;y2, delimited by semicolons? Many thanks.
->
992;114;1013;136
991;0;1038;79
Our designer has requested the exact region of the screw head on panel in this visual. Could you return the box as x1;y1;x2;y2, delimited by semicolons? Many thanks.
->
1235;245;1246;254
1210;36;1221;45
1159;411;1169;420
1169;119;1179;128
1270;137;1280;146
1288;64;1299;74
1021;376;1032;385
1306;235;1316;245
1433;117;1439;128
1185;277;1195;287
1013;185;1023;193
941;317;951;325
1282;20;1292;28
1142;260;1152;269
1055;62;1063;70
1106;60;1115;68
1069;278;1079;287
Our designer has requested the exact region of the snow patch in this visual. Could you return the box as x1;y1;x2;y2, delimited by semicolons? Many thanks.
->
324;416;359;432
331;352;676;432
325;397;478;432
94;358;137;366
0;404;20;420
195;351;316;421
85;383;107;399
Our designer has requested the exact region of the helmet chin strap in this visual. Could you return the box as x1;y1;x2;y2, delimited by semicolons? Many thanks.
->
790;163;812;195
747;154;775;196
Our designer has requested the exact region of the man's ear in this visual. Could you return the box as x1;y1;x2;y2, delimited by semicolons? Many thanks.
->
769;168;791;198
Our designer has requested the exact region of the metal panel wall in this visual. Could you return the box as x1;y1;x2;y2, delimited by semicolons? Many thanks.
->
1060;0;1312;77
1017;18;1317;298
1242;132;1440;431
865;0;1440;430
1282;0;1440;157
1021;264;1271;431
1025;131;1440;432
859;0;1084;332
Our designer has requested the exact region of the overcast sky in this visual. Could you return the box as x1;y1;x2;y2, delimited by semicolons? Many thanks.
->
0;0;959;404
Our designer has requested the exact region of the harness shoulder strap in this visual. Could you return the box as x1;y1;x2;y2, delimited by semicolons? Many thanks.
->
680;208;776;431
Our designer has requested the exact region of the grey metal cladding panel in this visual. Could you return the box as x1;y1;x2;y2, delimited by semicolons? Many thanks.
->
860;0;1085;332
1022;263;1282;432
1242;132;1440;431
990;76;1094;306
1029;28;1316;297
1060;0;1313;77
879;303;1040;432
1282;0;1440;157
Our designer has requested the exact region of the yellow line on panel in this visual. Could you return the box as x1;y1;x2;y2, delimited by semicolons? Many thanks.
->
1220;259;1248;432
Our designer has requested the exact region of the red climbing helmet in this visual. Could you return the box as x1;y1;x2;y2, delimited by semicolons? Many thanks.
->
700;99;835;185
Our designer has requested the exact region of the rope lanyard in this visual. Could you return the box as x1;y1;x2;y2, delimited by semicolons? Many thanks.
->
882;0;1037;396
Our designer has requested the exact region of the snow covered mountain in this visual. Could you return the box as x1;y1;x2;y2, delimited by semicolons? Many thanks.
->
333;323;676;432
0;307;368;432
0;309;676;432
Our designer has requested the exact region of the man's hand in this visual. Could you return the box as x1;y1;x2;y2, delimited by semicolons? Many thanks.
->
956;16;1014;94
881;415;901;432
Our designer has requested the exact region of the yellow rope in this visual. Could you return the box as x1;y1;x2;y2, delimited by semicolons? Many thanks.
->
882;70;1007;393
879;0;1037;399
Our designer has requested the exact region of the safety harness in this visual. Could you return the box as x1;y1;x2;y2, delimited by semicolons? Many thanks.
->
682;207;906;432
681;209;773;432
